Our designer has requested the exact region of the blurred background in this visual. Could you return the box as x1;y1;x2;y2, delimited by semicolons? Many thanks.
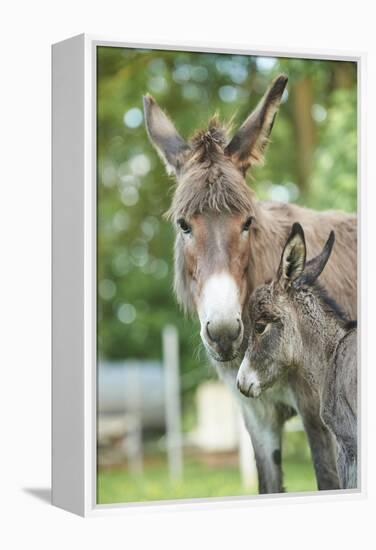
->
96;47;357;504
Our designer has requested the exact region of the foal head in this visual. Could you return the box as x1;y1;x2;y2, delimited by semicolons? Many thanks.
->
144;75;287;362
237;223;337;397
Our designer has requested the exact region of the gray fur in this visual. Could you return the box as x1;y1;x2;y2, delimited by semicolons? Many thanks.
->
238;224;357;489
321;329;357;488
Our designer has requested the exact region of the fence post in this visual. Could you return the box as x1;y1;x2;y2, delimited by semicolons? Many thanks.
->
163;325;183;480
125;364;143;475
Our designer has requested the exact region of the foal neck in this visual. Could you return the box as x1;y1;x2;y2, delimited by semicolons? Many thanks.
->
296;290;348;386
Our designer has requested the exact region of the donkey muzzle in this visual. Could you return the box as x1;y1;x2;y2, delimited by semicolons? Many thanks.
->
237;356;262;397
204;318;243;360
198;272;244;361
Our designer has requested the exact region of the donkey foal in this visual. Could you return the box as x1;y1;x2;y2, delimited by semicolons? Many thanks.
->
237;223;357;489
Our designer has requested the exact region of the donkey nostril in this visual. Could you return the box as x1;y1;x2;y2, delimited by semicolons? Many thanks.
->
206;321;217;343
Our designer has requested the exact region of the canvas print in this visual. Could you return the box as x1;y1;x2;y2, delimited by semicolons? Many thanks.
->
96;47;357;504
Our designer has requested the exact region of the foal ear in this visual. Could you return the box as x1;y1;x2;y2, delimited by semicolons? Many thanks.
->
225;74;288;173
143;94;190;175
277;223;306;289
300;231;335;286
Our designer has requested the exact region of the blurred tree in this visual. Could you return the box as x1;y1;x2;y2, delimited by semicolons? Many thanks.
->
97;48;357;407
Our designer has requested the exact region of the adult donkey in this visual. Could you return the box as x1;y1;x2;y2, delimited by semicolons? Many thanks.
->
143;74;357;493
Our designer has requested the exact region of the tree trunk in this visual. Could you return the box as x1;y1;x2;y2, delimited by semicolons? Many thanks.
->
291;77;315;197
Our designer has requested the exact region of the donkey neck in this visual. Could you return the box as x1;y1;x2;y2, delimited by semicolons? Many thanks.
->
248;202;291;293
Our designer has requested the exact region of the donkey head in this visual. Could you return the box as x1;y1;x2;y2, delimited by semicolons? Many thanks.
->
144;75;287;362
237;222;335;397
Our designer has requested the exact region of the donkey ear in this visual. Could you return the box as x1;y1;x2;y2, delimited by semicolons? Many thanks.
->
277;223;306;289
225;74;288;173
300;231;335;286
143;94;190;175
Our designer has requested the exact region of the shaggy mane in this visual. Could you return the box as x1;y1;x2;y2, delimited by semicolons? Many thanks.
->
313;282;355;329
165;118;255;221
190;116;228;160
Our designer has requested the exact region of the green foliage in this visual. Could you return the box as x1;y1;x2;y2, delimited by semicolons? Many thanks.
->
310;88;357;211
97;47;357;397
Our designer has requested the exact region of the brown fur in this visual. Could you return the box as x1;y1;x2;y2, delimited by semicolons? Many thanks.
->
171;174;357;320
158;119;356;320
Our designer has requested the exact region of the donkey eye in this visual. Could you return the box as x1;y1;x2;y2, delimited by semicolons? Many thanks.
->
242;216;254;232
255;322;267;335
177;218;192;234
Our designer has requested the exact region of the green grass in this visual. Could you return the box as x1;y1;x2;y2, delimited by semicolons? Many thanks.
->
97;435;317;504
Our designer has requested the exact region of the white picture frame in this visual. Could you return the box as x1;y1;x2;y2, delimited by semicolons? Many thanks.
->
52;33;366;517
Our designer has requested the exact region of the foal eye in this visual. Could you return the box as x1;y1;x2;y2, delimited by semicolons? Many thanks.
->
242;216;254;232
255;322;267;335
177;218;192;234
